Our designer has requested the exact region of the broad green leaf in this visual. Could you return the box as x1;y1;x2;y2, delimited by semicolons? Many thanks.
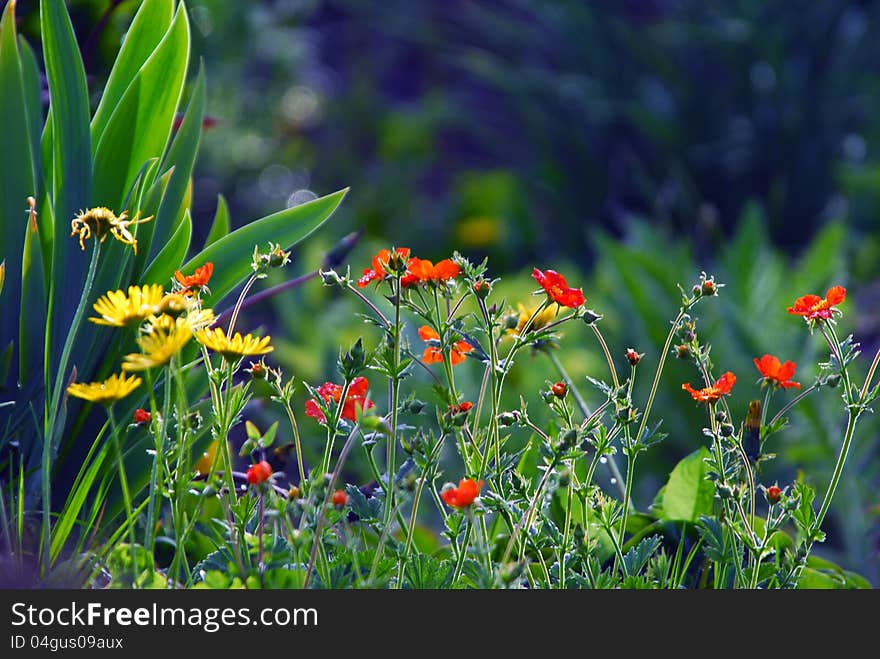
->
0;1;36;383
40;0;92;371
18;36;41;190
655;447;714;523
141;209;192;287
147;63;206;261
204;194;230;248
796;567;843;589
185;188;349;308
92;5;190;209
91;0;174;145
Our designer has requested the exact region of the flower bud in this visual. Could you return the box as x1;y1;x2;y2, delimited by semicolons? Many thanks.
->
674;344;691;359
582;309;602;325
288;486;301;500
498;411;520;427
332;489;348;507
245;360;267;379
720;423;734;437
766;485;782;505
473;279;491;299
701;278;717;296
405;399;426;414
551;382;568;398
692;285;702;297
625;348;642;366
133;408;151;425
320;269;344;286
559;429;578;451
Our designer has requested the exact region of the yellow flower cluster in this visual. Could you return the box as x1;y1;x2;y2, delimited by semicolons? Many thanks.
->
68;264;274;404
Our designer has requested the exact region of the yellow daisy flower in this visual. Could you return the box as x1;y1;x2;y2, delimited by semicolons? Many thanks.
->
70;207;153;254
507;302;556;337
145;307;215;335
67;373;142;405
196;327;273;360
89;285;165;328
122;324;193;371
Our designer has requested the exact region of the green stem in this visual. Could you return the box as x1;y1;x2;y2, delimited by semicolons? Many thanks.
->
42;241;101;571
384;276;403;526
107;406;138;583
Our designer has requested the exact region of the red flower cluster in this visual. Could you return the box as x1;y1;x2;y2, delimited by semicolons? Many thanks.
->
246;460;273;485
787;285;846;322
418;326;473;366
441;478;483;509
682;371;736;403
532;268;585;308
754;354;800;389
357;248;461;289
357;248;411;288
175;262;213;293
305;376;375;424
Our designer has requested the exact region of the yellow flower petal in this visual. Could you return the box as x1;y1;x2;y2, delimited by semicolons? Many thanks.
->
66;373;142;405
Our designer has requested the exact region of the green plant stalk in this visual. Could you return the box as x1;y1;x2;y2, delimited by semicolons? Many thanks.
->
320;379;351;476
226;273;258;336
559;456;575;589
396;438;445;587
106;406;138;584
278;388;305;486
142;368;163;556
383;275;403;526
451;519;473;584
614;364;638;573
41;242;101;572
168;357;192;585
476;296;501;476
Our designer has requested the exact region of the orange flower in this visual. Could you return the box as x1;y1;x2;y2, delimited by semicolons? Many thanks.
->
682;371;736;403
401;257;461;287
246;460;273;485
175;262;214;292
357;247;411;288
753;354;800;389
418;325;473;366
787;285;846;322
532;268;585;308
305;376;375;424
441;478;483;508
331;489;348;507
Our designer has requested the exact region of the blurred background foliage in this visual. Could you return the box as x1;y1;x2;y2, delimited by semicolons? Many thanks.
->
13;0;880;581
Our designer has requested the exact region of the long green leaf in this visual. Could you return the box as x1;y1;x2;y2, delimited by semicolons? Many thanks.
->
142;209;193;287
40;0;92;373
184;188;350;308
146;62;206;261
0;1;36;387
92;4;190;209
91;0;174;145
19;211;45;389
204;194;230;248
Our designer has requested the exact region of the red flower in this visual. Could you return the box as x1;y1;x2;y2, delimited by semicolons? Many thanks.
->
448;401;474;415
787;285;846;322
401;257;461;287
532;268;585;308
766;485;782;504
418;325;473;366
175;262;214;292
246;460;273;485
133;408;151;424
305;376;375;424
753;354;800;389
551;382;568;398
682;371;736;403
331;489;348;507
441;478;484;509
357;247;411;288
